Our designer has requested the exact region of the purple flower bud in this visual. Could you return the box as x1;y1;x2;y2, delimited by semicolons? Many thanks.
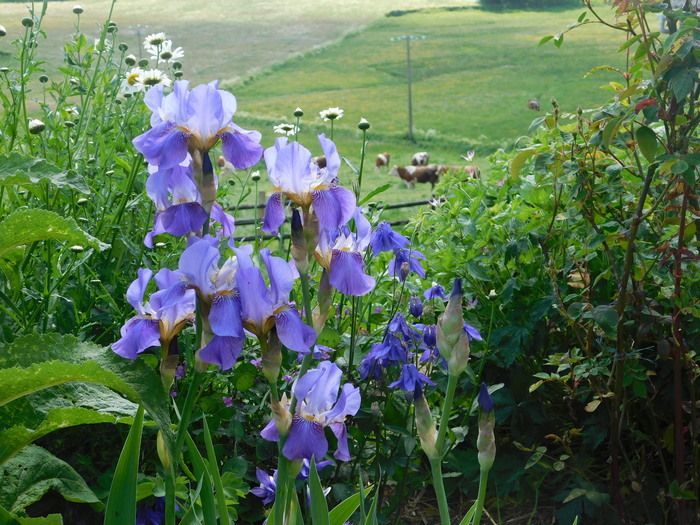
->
477;383;494;413
222;396;233;407
423;282;447;301
409;296;423;318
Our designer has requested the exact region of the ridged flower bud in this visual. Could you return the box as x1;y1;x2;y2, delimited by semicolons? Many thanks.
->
293;107;304;118
28;119;45;134
72;5;84;15
261;332;282;385
476;383;496;472
157;430;171;471
414;393;438;459
436;279;470;376
358;117;370;131
291;209;308;274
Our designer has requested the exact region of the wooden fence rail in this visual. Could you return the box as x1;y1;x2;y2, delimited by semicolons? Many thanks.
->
231;198;432;243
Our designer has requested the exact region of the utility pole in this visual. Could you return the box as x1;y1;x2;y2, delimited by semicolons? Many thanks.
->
390;34;425;142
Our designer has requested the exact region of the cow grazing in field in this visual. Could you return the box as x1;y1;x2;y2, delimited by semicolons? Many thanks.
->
375;152;391;170
390;165;440;189
411;151;429;166
437;164;481;180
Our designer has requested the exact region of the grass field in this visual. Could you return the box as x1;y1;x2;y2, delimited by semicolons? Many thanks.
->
1;1;626;207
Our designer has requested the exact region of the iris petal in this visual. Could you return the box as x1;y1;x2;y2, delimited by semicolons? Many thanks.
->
283;416;328;461
197;335;244;371
329;250;375;296
274;308;316;353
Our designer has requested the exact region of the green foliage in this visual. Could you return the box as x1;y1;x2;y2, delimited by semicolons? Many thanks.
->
0;209;108;259
308;458;330;525
0;445;101;516
104;405;145;525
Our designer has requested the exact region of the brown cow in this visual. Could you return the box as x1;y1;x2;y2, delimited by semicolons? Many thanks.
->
390;165;440;189
375;152;391;170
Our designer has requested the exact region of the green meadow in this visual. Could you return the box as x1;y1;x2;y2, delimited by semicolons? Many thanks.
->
1;1;625;205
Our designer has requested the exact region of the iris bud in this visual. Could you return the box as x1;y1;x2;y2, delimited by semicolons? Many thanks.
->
414;393;438;459
157;430;172;471
261;332;282;385
436;279;470;376
477;383;496;471
291;209;308;274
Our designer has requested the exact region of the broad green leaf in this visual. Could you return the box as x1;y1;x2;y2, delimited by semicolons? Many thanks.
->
0;445;101;515
509;148;537;179
0;153;89;194
0;209;108;259
635;126;658;162
308;458;330;525
328;490;364;525
104;405;145;525
0;334;171;446
601;117;622;149
588;305;618;337
0;407;133;465
202;416;230;525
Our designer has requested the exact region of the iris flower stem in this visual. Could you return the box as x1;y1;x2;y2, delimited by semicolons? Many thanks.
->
164;463;177;525
429;457;451;525
472;468;490;525
356;128;367;200
436;373;458;456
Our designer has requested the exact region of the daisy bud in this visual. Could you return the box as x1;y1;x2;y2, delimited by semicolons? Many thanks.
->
76;198;88;205
0;67;9;74
172;61;183;70
293;107;304;117
39;74;49;83
251;170;261;182
28;118;45;134
72;5;84;15
358;117;370;131
415;393;438;459
174;71;183;79
124;54;136;66
156;430;171;471
118;42;128;52
477;383;496;472
107;21;118;33
21;17;34;28
436;279;470;377
69;245;84;253
0;25;6;37
138;58;149;68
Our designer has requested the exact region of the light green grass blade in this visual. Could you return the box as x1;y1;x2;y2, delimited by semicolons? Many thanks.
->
104;405;145;525
202;415;230;525
308;457;330;525
185;433;217;525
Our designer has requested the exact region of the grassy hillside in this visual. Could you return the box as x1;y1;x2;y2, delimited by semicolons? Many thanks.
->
232;6;623;151
0;0;467;83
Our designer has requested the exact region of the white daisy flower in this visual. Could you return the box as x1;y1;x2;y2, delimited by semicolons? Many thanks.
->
136;68;171;88
147;40;184;63
319;107;344;121
143;32;167;49
273;123;299;136
120;67;145;95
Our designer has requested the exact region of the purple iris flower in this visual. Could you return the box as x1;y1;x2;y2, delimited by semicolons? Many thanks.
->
251;460;333;507
235;245;316;353
389;313;414;341
251;468;277;506
261;361;360;461
133;80;263;170
389;248;426;282
409;296;424;318
163;237;245;370
478;383;494;412
262;135;356;234
112;268;196;360
369;221;409;255
314;208;375;296
464;322;483;342
389;364;435;398
136;497;166;525
423;282;447;301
